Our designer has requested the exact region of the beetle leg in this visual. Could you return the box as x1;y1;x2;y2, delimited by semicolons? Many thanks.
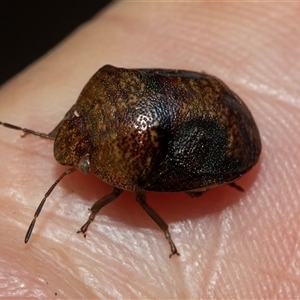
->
135;191;180;258
228;182;244;192
77;187;123;236
185;191;206;198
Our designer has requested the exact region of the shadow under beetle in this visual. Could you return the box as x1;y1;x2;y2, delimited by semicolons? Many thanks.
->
0;65;261;257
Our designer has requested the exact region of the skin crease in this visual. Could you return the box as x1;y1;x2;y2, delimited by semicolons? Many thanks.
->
0;2;300;299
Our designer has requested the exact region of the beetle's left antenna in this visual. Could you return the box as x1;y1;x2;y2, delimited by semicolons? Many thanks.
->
0;121;55;140
24;167;77;243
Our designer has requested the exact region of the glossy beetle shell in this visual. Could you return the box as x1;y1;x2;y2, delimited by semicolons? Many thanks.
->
53;65;261;193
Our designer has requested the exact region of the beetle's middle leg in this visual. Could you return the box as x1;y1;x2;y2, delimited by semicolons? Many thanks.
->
135;191;180;258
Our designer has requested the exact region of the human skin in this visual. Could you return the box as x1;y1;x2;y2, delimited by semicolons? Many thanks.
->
0;2;300;298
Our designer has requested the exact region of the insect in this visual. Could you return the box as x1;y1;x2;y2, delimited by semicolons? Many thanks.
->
0;65;261;257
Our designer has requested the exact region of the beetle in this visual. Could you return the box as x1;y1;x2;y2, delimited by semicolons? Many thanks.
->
0;65;261;257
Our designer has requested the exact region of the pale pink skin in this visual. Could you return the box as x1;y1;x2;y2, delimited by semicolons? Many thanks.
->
1;3;300;298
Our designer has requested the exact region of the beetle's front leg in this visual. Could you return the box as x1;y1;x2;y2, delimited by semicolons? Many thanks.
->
78;187;123;236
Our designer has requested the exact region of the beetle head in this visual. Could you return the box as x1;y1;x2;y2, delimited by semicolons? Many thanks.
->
53;106;92;174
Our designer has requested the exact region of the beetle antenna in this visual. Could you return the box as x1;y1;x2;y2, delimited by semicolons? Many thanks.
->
0;121;55;140
24;167;77;243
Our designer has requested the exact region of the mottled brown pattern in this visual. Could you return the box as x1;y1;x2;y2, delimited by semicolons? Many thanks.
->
52;65;261;192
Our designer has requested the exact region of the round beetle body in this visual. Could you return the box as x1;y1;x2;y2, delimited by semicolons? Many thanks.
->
0;65;261;257
54;65;261;193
